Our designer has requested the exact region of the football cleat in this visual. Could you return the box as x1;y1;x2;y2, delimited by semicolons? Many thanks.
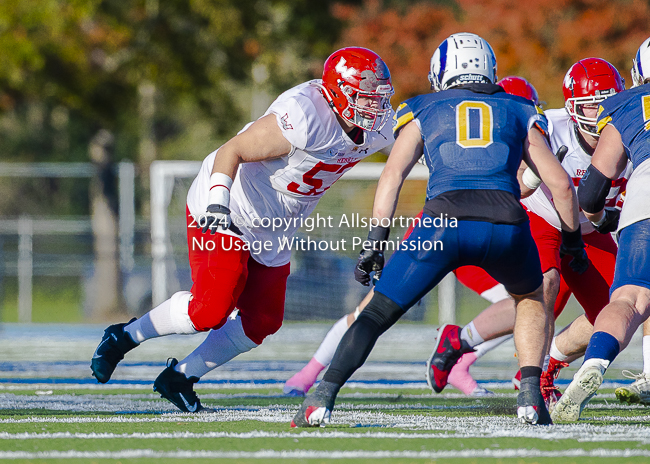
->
426;324;474;393
469;386;494;397
540;360;569;412
291;380;339;428
516;377;552;425
615;370;650;405
551;364;603;422
90;318;138;384
153;358;203;413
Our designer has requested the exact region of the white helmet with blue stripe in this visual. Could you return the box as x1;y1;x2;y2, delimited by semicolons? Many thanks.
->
429;33;497;91
631;37;650;87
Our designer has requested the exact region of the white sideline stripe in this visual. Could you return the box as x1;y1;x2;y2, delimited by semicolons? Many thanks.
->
1;449;650;459
0;380;631;391
1;429;650;443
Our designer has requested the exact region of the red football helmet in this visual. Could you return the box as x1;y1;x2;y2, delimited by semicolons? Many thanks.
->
320;47;394;132
497;76;540;106
562;58;625;136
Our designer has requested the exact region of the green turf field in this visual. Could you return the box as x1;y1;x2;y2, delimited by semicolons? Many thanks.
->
2;383;650;463
1;323;649;463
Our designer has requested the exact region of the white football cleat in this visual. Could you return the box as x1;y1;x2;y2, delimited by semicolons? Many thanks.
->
551;364;603;422
615;371;650;405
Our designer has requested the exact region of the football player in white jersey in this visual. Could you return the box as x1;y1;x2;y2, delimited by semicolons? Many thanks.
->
90;47;395;412
552;37;650;422
431;59;630;410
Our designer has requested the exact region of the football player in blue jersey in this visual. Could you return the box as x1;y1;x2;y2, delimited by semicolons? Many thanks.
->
552;37;650;422
291;32;584;427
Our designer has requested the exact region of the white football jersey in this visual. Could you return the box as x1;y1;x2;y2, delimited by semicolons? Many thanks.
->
521;108;632;233
187;80;395;266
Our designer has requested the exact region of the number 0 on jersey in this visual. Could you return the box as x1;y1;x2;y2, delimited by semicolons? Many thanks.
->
456;101;494;148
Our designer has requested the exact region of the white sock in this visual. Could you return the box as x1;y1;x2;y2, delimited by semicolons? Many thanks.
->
175;315;258;378
473;334;512;359
460;321;484;348
313;315;351;366
643;336;650;374
125;291;197;343
580;358;610;376
549;337;569;362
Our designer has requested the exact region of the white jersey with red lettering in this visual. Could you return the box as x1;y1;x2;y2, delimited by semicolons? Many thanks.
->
187;80;395;267
521;108;632;233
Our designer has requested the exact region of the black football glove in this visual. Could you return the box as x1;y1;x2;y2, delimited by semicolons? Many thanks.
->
592;208;620;234
559;228;589;275
355;249;384;286
200;204;241;235
354;225;389;286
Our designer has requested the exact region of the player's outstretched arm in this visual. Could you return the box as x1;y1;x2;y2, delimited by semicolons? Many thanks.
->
372;121;423;221
212;114;293;179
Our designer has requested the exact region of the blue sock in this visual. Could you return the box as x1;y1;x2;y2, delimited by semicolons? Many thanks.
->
584;331;620;363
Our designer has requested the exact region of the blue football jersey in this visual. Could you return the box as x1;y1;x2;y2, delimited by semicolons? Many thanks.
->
597;83;650;169
393;87;547;201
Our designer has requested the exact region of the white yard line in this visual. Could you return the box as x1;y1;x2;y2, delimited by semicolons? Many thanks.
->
1;428;650;443
3;411;650;442
1;448;650;459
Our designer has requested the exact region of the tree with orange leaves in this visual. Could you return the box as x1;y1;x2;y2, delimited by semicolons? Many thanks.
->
334;0;649;107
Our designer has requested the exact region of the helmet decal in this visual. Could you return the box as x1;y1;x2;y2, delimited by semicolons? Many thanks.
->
335;58;357;79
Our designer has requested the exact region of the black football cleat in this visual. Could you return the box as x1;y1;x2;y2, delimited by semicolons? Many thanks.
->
291;380;340;428
153;358;203;413
517;377;553;425
91;318;138;383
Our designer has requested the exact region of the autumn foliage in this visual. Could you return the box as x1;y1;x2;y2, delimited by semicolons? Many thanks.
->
333;0;650;109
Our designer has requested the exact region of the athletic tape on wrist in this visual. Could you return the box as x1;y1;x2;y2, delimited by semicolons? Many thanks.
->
208;172;233;207
522;167;542;190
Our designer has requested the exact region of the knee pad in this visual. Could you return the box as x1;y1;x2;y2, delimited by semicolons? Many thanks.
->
356;292;405;334
169;291;199;334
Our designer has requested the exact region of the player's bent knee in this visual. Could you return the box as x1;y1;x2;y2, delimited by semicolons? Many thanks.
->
169;291;200;334
187;294;234;332
241;314;283;345
358;291;405;333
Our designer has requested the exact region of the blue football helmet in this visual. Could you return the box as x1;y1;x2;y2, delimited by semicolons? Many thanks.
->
631;37;650;87
429;33;497;91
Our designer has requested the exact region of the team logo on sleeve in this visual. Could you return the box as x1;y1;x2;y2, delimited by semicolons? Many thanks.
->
280;113;293;130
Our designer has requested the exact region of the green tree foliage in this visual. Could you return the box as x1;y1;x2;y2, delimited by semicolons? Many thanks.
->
0;0;353;166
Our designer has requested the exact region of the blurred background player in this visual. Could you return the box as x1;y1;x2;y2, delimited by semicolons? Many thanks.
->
552;38;650;422
432;59;629;410
283;265;510;397
282;75;541;398
292;32;583;428
90;47;396;412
